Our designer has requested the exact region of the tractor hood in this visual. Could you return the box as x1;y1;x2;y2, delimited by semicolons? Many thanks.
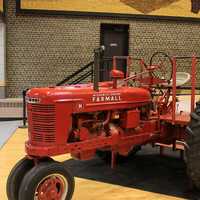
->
26;83;151;112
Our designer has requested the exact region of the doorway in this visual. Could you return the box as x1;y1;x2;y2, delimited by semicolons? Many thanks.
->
100;24;129;81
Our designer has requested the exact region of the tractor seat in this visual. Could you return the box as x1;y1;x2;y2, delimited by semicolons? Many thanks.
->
168;72;191;87
119;72;191;87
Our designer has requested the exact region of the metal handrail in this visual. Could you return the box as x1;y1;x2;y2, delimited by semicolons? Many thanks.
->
69;70;93;85
56;61;94;86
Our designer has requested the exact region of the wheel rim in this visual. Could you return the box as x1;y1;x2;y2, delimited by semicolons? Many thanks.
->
34;174;68;200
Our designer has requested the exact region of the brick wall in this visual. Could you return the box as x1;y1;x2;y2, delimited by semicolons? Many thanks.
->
6;0;200;97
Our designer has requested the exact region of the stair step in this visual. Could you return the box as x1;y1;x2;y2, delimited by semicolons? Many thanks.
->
0;98;23;106
0;98;23;119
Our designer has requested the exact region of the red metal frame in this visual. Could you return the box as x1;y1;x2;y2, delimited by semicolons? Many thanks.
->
112;56;132;78
171;56;197;124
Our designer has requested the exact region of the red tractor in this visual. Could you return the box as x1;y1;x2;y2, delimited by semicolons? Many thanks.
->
7;47;200;200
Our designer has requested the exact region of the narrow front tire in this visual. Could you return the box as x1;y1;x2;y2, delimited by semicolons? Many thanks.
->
18;161;75;200
6;157;34;200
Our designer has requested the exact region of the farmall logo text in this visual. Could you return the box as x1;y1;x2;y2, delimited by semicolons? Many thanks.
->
92;93;121;103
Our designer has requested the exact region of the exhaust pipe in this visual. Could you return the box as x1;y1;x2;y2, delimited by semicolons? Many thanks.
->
93;46;105;92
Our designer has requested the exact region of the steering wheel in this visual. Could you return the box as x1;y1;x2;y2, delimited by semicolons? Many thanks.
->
149;52;173;83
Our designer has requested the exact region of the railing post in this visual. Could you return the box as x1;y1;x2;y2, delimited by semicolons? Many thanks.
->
126;56;131;78
172;57;177;124
19;89;28;129
191;55;197;113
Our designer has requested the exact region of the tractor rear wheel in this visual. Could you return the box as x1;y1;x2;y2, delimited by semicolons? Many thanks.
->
6;157;34;200
18;161;75;200
186;102;200;190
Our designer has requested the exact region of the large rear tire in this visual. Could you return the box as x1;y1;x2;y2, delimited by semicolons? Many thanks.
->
186;102;200;190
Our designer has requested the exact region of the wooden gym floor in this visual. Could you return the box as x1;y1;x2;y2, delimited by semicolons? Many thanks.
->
1;128;200;200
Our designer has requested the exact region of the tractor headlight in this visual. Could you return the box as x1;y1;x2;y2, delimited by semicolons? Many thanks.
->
26;97;41;104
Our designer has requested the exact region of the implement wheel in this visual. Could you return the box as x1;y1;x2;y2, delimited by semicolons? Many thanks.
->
186;102;200;190
6;157;34;200
18;161;75;200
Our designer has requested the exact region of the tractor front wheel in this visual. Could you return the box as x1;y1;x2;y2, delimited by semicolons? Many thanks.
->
18;161;75;200
186;102;200;190
6;157;34;200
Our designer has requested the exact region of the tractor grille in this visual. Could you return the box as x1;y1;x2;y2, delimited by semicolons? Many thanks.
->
29;104;56;143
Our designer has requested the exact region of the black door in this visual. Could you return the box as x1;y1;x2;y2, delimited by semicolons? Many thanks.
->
100;24;129;81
